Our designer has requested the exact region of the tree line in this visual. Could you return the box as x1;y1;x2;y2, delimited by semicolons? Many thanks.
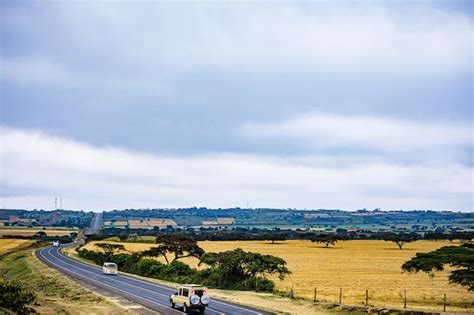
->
96;226;474;243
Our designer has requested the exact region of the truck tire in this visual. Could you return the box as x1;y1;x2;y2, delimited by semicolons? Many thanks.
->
170;300;175;309
199;307;205;313
183;304;188;313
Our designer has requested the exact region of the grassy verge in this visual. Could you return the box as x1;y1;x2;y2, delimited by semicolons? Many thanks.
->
0;242;129;314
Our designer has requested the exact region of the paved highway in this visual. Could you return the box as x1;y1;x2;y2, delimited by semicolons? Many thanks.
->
85;212;103;235
37;245;268;315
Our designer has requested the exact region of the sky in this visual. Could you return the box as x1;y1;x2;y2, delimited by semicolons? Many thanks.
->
0;1;473;212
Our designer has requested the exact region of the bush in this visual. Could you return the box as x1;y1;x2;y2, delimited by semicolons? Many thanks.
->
77;246;286;293
0;280;36;313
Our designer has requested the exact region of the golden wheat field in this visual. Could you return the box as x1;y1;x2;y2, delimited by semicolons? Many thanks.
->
0;239;32;254
0;228;74;237
83;240;474;312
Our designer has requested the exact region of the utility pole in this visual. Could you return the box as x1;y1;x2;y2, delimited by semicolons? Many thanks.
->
55;197;57;209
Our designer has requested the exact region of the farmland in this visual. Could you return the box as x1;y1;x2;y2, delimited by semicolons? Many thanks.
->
83;239;474;313
0;228;76;237
0;239;32;254
0;239;128;314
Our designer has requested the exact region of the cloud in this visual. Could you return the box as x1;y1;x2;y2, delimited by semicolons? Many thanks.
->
241;112;473;162
1;1;471;87
1;127;472;211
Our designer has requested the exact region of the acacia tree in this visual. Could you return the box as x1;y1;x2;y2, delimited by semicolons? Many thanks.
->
140;246;170;264
311;234;339;248
95;243;126;259
200;248;290;291
262;233;287;244
146;235;204;264
448;232;474;243
402;243;474;291
383;232;419;250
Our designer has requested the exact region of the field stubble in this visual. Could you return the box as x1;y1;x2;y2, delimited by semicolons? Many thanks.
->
84;240;474;313
0;228;76;236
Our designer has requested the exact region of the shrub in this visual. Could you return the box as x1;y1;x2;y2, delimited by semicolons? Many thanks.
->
0;280;36;313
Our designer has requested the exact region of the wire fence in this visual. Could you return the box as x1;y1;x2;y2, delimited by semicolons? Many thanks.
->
285;286;473;313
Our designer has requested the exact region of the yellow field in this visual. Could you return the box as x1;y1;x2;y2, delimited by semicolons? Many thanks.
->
0;239;32;254
0;228;74;237
83;240;474;312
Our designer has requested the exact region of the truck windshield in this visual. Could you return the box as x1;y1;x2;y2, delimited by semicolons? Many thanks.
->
104;263;117;268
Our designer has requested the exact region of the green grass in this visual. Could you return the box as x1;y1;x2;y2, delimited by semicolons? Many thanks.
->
0;242;128;314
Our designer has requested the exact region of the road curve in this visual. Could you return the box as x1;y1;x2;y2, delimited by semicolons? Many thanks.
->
36;245;269;315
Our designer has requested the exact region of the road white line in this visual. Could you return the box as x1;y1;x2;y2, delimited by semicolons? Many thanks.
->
39;247;184;315
55;246;258;314
48;248;224;314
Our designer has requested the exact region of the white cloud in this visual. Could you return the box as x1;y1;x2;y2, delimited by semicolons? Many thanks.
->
241;112;473;160
1;127;472;211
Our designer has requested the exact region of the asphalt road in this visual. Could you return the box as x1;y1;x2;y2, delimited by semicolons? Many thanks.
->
85;212;103;235
37;245;269;315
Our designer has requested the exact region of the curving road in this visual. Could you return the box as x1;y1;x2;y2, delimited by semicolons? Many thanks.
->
37;245;269;315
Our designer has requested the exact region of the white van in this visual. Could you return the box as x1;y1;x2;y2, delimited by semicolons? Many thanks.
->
52;240;60;247
103;262;118;275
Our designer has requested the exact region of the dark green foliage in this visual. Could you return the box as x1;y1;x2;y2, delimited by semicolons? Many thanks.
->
0;280;36;313
95;243;126;259
310;234;340;248
141;246;170;264
261;233;287;244
383;232;419;249
402;243;474;291
77;248;106;265
155;234;205;262
77;246;288;292
448;232;474;243
35;231;47;237
199;248;290;291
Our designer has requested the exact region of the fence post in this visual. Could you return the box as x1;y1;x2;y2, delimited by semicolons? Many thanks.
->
289;285;295;299
365;289;368;306
339;288;342;304
404;290;407;309
313;288;317;302
443;294;446;312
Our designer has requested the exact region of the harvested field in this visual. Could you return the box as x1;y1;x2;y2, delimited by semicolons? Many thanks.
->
0;239;32;253
0;228;75;237
83;239;474;313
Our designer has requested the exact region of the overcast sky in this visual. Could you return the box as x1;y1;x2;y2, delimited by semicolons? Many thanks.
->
1;1;472;212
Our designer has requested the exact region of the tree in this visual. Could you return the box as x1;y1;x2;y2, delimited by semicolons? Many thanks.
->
402;243;474;291
140;246;170;264
152;235;205;264
310;234;339;248
383;232;419;250
0;280;36;313
262;233;287;244
448;232;474;243
35;231;47;237
95;243;126;259
200;248;290;291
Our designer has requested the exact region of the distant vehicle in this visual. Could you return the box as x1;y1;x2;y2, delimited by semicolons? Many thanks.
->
170;284;210;313
52;240;60;247
102;262;118;275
